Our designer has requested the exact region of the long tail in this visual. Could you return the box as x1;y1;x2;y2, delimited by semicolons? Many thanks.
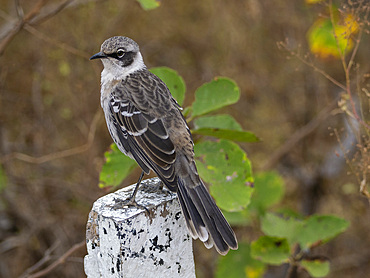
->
176;177;238;255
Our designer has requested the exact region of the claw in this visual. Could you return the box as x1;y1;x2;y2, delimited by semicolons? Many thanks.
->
112;197;150;215
110;171;150;216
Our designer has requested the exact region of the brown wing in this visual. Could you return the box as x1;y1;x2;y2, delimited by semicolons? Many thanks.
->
107;76;179;190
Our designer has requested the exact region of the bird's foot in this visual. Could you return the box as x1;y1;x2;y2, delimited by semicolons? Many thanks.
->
112;196;150;216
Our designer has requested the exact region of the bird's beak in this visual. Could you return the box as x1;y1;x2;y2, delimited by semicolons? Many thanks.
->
90;52;107;60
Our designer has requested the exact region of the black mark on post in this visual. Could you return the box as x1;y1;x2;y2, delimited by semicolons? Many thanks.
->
176;262;181;273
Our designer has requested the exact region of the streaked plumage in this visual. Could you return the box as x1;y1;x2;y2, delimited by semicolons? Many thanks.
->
90;36;238;255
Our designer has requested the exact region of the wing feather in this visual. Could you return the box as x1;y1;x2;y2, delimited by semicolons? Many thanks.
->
107;75;178;189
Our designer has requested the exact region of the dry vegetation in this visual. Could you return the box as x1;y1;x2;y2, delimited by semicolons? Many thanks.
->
0;0;369;277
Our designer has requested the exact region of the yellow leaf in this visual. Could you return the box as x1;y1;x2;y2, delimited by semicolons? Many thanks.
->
307;9;359;59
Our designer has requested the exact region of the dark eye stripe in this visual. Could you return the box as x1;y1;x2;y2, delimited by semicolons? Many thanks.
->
108;51;136;67
107;51;127;59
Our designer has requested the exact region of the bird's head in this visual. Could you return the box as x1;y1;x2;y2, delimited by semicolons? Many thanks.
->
90;36;145;79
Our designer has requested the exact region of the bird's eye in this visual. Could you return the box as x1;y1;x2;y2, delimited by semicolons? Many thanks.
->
117;49;125;58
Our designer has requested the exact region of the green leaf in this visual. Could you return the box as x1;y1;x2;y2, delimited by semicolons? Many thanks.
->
194;139;253;211
275;208;305;220
249;171;285;214
261;213;303;246
99;144;138;188
192;128;259;143
194;114;243;130
182;106;191;118
216;243;266;278
191;77;240;117
150;67;186;106
297;215;349;248
223;171;285;226
261;213;349;249
222;209;251;226
136;0;160;10
301;259;330;278
251;236;290;265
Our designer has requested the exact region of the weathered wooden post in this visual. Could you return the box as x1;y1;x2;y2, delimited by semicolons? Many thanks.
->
84;177;196;278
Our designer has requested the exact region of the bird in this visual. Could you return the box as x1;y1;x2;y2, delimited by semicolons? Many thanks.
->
90;36;238;255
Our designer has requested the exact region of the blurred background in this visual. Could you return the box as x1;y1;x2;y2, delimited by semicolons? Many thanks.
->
0;0;369;277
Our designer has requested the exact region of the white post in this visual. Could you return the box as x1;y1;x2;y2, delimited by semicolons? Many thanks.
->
84;177;196;278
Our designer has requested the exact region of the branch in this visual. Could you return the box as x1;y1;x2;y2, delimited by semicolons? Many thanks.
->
28;0;73;25
19;241;60;278
0;0;72;55
25;240;85;278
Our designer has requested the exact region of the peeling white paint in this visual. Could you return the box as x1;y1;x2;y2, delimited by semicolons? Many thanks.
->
84;178;196;278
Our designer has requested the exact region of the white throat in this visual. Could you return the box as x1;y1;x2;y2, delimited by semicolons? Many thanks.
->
100;52;146;86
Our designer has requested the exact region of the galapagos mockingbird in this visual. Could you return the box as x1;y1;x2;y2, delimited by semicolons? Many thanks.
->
90;36;238;255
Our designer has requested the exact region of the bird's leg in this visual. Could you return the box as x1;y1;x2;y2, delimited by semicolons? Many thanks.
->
158;180;164;191
128;170;145;201
113;171;150;214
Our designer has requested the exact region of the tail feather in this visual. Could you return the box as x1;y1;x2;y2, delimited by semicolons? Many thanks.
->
177;177;238;255
177;182;209;242
204;236;214;249
195;184;238;248
176;191;198;238
186;184;229;254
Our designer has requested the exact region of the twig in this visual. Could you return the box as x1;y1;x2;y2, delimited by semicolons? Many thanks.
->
22;0;49;22
0;0;46;53
24;240;86;278
0;0;72;55
329;0;370;130
29;0;73;26
277;41;346;91
14;0;24;19
24;25;90;59
347;4;367;73
19;241;61;278
0;19;23;55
